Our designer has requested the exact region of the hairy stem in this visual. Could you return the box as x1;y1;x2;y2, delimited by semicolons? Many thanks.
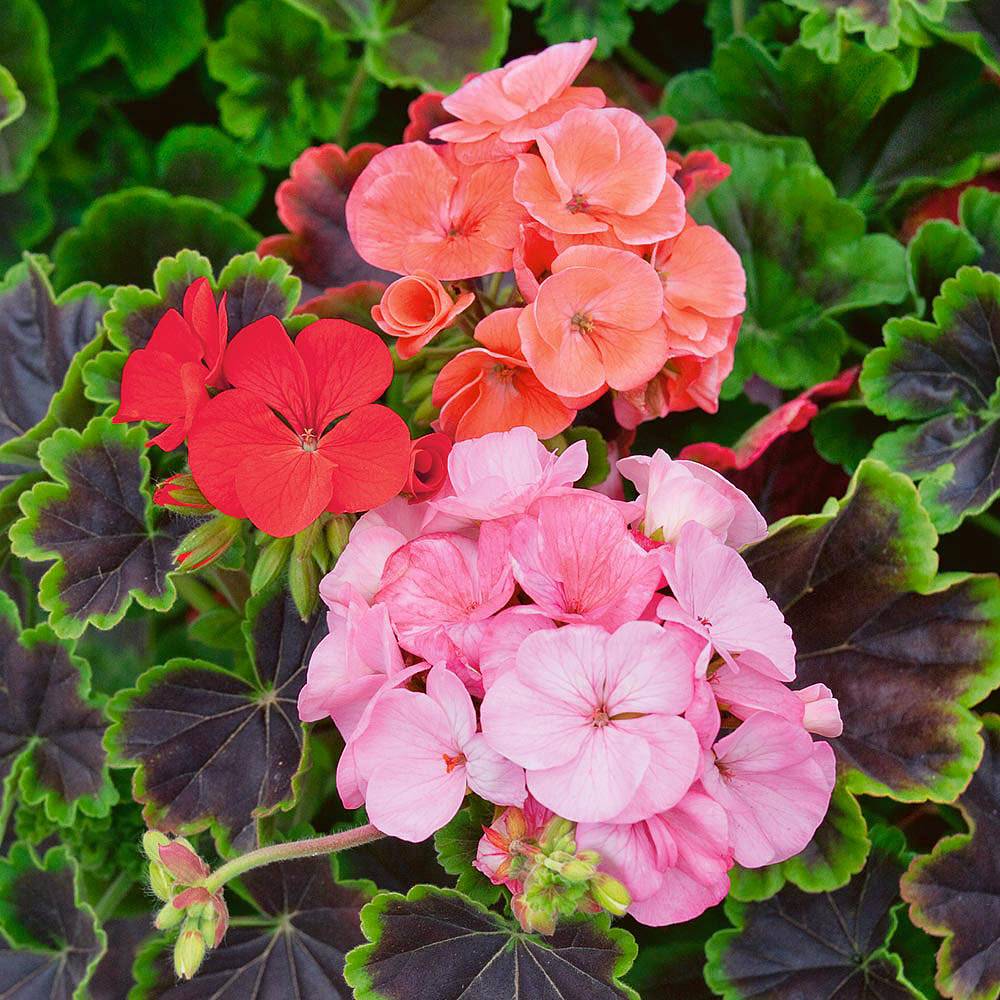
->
337;62;369;147
94;870;133;922
204;824;384;893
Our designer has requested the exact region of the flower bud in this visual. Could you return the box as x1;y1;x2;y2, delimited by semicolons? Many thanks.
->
539;817;575;854
142;830;170;863
559;858;596;884
406;433;451;501
590;872;630;917
324;514;354;559
250;535;292;594
513;892;557;936
154;900;185;931
174;515;242;571
288;548;320;620
173;927;206;980
149;861;174;901
158;842;209;884
154;474;213;514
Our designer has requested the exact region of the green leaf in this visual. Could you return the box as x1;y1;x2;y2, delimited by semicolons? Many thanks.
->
9;417;180;638
862;267;1000;532
0;254;110;467
207;0;378;168
902;714;1000;1000
926;0;1000;75
810;399;892;473
706;828;921;999
0;0;57;193
51;188;259;293
692;139;906;391
132;854;371;998
623;910;724;998
155;126;264;217
537;0;634;58
288;0;512;91
106;589;324;850
905;220;983;317
745;459;1000;805
0;592;118;837
959;185;1000;272
562;426;611;489
0;843;106;999
0;175;53;270
345;885;639;999
433;798;502;906
35;0;205;87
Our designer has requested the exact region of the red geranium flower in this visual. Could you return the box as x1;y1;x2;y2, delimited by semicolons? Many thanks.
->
114;277;227;450
187;316;411;537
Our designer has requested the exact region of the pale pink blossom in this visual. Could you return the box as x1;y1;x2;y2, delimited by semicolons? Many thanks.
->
475;796;553;892
796;684;843;738
510;493;661;630
354;665;526;841
481;622;699;822
657;521;796;681
432;426;588;521
618;449;765;548
478;606;556;690
701;712;836;868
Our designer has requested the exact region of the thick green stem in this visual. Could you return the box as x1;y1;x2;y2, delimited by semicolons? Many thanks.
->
204;824;384;893
731;0;746;34
616;44;671;90
94;870;133;922
337;62;368;147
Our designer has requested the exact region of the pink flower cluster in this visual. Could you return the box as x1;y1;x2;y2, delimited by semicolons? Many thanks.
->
298;427;839;927
345;39;745;440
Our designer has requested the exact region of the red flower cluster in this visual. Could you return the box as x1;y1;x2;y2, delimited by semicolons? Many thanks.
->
115;283;411;537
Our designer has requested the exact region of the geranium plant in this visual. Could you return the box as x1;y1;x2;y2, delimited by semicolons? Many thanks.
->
1;6;999;1000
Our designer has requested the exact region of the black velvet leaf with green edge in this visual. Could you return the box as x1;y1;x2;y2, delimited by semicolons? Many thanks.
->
50;188;259;292
704;828;922;999
131;854;371;999
344;885;640;1000
0;590;117;839
433;798;502;907
9;417;179;639
286;0;511;91
902;714;1000;1000
0;843;106;999
861;266;1000;533
925;0;1000;75
0;254;110;468
106;588;324;851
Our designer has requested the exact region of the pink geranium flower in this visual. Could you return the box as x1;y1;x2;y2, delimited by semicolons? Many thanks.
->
376;523;515;677
701;712;836;868
481;622;699;822
430;39;605;148
517;245;667;397
658;521;796;680
510;492;661;630
514;108;685;246
475;796;552;892
371;271;475;358
618;450;766;549
478;607;556;689
432;426;588;520
346;143;527;279
354;665;525;842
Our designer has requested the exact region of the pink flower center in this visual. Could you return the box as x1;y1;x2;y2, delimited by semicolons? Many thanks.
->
490;364;517;382
442;751;467;773
566;192;590;214
570;312;594;335
591;708;611;728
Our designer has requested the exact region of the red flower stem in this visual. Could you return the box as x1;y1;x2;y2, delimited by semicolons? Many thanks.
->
203;824;384;893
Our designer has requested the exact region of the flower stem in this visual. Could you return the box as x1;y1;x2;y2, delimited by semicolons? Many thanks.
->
616;45;671;91
337;62;369;147
94;870;133;922
731;0;747;33
203;824;384;894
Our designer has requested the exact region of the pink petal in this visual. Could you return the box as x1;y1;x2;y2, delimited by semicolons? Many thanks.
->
479;607;557;689
464;733;527;807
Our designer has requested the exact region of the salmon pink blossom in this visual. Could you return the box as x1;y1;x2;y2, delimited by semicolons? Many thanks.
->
518;245;668;397
481;622;700;822
372;272;475;359
346;142;527;279
354;665;525;842
186;316;411;537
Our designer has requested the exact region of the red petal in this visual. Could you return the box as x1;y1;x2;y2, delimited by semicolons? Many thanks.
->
187;388;297;518
118;352;208;451
294;319;394;428
319;404;411;513
222;316;311;432
145;309;202;364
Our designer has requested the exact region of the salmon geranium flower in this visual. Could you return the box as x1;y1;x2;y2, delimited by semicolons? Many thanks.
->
372;271;475;359
432;308;581;440
517;245;667;397
514;107;685;248
346;143;527;280
186;316;411;537
114;277;227;450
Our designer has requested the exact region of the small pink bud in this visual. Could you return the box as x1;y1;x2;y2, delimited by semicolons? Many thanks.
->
158;843;209;885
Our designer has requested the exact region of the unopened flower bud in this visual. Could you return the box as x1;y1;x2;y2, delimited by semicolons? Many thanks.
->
324;514;354;559
154;900;186;931
157;842;209;884
288;547;321;620
513;893;557;936
250;535;292;594
559;858;596;883
540;817;575;854
143;831;170;863
154;474;213;514
590;872;630;917
412;394;438;427
149;861;173;901
174;515;241;571
173;927;206;980
402;372;437;406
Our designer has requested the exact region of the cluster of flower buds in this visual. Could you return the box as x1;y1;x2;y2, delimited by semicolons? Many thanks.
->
143;832;228;980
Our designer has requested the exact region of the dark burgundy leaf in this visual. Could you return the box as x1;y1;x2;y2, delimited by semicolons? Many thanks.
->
88;917;151;1000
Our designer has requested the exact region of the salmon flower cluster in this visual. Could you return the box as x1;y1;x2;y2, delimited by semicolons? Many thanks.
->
345;39;745;440
298;427;839;931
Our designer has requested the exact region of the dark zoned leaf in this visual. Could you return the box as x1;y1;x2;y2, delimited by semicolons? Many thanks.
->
0;592;115;835
744;459;1000;802
705;829;920;999
345;885;639;1000
902;714;1000;1000
0;844;105;999
0;254;109;461
10;418;179;638
862;267;1000;532
133;855;369;998
107;589;324;849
